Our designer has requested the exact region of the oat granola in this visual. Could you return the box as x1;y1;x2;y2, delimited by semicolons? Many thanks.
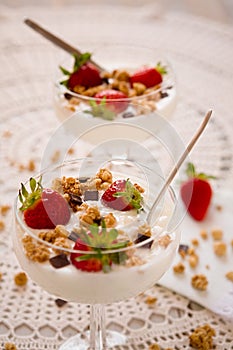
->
14;272;28;286
191;274;208;291
189;324;216;350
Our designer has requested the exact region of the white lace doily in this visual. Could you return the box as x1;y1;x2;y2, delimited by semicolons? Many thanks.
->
0;4;233;349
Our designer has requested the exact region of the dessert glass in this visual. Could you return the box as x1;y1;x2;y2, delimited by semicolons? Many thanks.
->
13;158;180;350
53;44;177;123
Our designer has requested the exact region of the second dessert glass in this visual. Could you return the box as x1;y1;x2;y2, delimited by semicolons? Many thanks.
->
54;44;177;123
14;157;180;350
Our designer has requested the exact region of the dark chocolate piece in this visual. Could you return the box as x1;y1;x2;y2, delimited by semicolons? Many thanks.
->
69;193;83;206
84;190;99;201
68;231;80;242
122;111;135;118
78;177;90;183
134;234;153;249
160;91;169;98
49;254;70;269
55;298;68;307
178;244;189;254
64;92;73;100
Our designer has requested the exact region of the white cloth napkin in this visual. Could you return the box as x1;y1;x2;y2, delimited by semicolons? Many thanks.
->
160;189;233;323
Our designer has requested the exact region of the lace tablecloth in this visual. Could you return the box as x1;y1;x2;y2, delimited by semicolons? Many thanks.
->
0;4;233;349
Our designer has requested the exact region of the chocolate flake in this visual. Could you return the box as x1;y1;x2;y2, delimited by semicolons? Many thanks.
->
178;244;189;254
78;177;90;183
49;254;70;269
69;193;83;206
64;92;73;100
160;91;169;98
68;231;80;242
122;111;135;119
134;234;153;249
55;298;68;307
84;190;99;201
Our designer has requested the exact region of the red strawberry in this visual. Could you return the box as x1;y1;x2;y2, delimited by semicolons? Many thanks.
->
180;163;215;221
60;52;102;90
130;62;167;88
94;89;128;114
101;179;143;211
70;239;102;272
19;178;70;229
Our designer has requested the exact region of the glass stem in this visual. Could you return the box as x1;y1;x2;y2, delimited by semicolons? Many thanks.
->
89;304;107;350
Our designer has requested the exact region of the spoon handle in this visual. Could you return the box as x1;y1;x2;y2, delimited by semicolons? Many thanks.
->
24;18;105;72
147;110;212;224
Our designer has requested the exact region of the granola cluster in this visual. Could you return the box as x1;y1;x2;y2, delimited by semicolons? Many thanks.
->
191;274;208;291
189;324;216;350
94;168;113;190
14;272;28;286
4;343;17;350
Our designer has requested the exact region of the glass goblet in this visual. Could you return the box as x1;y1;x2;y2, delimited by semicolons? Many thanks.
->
53;44;177;123
13;158;180;349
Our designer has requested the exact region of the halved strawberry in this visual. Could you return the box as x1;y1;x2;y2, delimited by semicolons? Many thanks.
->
19;177;70;229
180;163;215;221
94;89;128;114
60;52;102;90
101;179;143;211
130;62;167;88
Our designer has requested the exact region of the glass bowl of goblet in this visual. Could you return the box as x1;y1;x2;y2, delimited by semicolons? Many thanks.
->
14;157;180;349
53;44;177;124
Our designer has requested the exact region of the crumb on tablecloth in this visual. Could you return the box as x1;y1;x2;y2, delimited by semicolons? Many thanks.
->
213;241;227;256
173;262;185;273
225;271;233;282
191;274;208;291
14;272;28;286
189;324;216;350
4;342;17;350
211;229;223;241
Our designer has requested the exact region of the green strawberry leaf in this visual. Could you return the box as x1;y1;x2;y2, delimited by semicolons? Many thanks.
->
59;65;71;76
156;62;167;75
73;52;91;71
185;162;217;180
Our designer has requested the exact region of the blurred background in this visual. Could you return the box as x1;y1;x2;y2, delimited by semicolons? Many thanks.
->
1;0;233;24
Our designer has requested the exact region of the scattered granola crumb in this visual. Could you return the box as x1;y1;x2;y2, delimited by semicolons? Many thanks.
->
51;150;61;163
158;234;171;248
134;183;145;193
189;324;215;350
125;255;145;267
200;230;208;240
2;130;12;138
189;253;199;268
145;296;157;305
225;271;233;282
0;205;11;216
28;159;36;172
211;229;223;241
14;272;28;286
4;342;17;350
213;241;227;256
149;343;160;350
0;272;3;281
191;238;199;246
68;147;75;155
0;220;5;231
230;239;233;248
173;262;185;273
191;274;208;291
138;223;151;237
215;204;222;211
205;265;210;270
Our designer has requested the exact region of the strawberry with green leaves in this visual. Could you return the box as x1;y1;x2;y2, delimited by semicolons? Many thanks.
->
70;222;129;272
180;163;215;221
130;62;167;88
60;52;102;90
101;179;143;211
94;89;128;114
19;177;70;229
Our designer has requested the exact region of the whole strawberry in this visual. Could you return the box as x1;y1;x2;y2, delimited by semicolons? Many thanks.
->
101;179;143;211
130;62;167;88
180;163;215;221
19;177;70;229
60;52;102;90
94;89;128;114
